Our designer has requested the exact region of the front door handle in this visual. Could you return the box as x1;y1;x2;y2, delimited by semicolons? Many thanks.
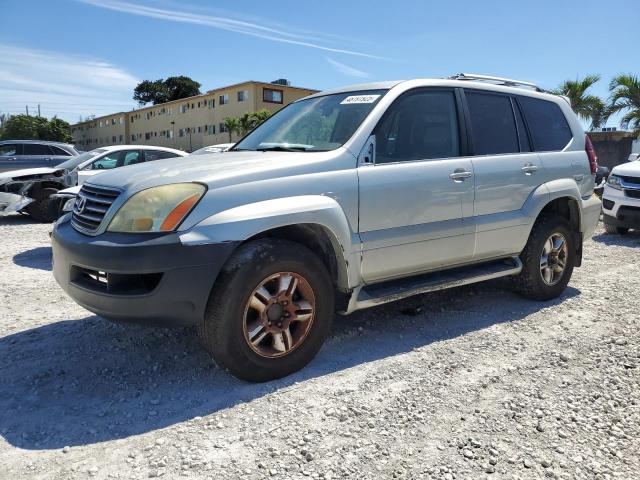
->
522;163;539;175
449;169;473;182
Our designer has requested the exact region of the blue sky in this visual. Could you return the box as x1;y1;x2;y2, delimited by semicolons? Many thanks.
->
1;0;638;125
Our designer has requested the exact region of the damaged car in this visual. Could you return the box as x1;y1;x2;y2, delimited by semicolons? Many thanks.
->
1;146;186;222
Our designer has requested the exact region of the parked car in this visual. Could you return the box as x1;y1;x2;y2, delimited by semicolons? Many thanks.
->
191;143;235;155
48;145;188;219
0;140;79;173
628;153;640;162
0;145;186;222
602;160;640;234
51;75;601;382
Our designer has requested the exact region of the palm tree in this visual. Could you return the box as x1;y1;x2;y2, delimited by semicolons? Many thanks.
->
223;117;240;142
608;74;640;135
552;75;609;130
237;112;255;137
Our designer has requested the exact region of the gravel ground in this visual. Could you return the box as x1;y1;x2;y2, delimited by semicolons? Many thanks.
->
0;214;639;480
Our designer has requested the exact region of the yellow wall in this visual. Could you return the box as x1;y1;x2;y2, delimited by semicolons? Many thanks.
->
70;81;318;151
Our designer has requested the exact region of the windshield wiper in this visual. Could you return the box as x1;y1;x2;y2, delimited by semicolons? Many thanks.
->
256;146;309;152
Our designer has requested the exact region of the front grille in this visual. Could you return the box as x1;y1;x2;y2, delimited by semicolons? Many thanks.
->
625;189;640;199
621;175;640;187
71;184;120;233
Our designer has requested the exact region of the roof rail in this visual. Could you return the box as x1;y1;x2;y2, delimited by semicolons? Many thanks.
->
447;73;547;93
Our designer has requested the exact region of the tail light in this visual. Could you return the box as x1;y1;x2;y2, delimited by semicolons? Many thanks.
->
585;135;598;174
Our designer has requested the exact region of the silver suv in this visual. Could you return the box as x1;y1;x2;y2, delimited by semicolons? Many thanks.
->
0;140;79;172
52;75;601;382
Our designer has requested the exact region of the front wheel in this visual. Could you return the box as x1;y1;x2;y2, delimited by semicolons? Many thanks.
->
514;215;575;301
199;239;334;382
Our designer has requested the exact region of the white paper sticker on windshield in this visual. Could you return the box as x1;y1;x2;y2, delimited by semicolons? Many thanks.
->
340;95;380;105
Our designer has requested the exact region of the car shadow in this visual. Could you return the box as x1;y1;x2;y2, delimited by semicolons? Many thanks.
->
0;280;580;450
591;230;640;246
12;246;52;271
0;213;38;226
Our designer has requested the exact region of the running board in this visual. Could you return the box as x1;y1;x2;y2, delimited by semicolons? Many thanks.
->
345;257;522;313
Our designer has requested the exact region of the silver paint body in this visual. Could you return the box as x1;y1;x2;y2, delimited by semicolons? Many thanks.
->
82;79;601;311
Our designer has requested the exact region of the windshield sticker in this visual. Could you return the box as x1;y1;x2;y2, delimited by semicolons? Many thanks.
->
340;95;381;105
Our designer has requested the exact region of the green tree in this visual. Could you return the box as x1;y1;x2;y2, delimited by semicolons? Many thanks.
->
0;115;72;142
235;109;273;137
223;117;240;142
608;74;640;135
552;75;609;130
133;76;201;106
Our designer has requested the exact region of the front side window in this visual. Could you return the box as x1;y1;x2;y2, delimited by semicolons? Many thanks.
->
233;89;387;152
466;91;519;155
263;88;283;104
90;150;140;170
375;90;460;163
518;96;572;151
0;144;22;156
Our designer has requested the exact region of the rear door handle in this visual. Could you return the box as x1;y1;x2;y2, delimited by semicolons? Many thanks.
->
522;163;539;175
449;170;473;181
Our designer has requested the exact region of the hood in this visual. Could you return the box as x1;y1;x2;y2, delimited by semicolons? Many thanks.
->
0;167;61;180
612;161;640;177
87;150;349;193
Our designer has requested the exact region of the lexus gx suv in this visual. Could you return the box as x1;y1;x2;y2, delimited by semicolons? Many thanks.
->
52;74;601;382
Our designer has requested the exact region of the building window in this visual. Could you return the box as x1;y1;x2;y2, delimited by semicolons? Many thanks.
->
263;88;283;104
238;90;249;102
208;125;216;135
168;130;174;139
119;135;124;142
219;123;228;133
219;94;229;105
145;132;152;140
208;99;215;109
180;104;189;113
119;116;124;124
131;134;135;141
112;136;117;142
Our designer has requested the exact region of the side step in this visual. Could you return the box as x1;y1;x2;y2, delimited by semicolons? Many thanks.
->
347;257;522;313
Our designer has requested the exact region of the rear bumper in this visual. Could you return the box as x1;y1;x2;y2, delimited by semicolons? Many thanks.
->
580;195;601;240
51;216;238;327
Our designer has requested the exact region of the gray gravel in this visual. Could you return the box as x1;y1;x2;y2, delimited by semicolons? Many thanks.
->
1;213;639;480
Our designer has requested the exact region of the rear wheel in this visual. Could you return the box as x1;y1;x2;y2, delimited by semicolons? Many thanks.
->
603;223;629;235
199;239;334;382
515;215;575;301
25;188;58;222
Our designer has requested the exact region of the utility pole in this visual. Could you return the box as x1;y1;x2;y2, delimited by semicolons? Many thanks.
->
37;104;41;117
26;105;29;116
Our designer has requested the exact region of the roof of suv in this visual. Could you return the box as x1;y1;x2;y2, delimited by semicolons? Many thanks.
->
0;139;76;147
98;145;187;154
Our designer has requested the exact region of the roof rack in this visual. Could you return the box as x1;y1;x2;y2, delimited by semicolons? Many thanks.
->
447;73;547;93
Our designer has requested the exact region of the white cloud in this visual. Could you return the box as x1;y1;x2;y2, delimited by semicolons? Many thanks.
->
325;57;370;79
0;44;139;122
78;0;385;59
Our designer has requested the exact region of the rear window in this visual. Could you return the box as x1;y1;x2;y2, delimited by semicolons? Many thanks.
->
144;150;180;161
466;91;519;155
0;143;22;156
518;96;572;151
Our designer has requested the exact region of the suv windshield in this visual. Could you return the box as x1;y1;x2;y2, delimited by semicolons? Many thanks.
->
233;89;387;152
57;148;107;170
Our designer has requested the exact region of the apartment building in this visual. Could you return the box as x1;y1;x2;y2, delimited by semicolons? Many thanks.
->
70;80;318;151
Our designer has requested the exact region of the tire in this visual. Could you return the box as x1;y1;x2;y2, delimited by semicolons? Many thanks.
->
514;214;575;301
603;223;629;235
199;238;334;382
25;188;59;222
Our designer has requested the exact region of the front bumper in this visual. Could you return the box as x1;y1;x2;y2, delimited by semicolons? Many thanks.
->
602;184;640;229
0;192;34;215
51;216;238;326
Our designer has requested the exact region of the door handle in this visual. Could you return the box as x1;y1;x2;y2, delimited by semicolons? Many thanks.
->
522;163;539;175
449;170;473;181
7;157;16;161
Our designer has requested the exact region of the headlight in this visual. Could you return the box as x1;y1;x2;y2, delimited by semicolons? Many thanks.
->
607;175;623;190
107;183;206;233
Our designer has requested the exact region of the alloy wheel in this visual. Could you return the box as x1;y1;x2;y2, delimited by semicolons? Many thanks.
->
539;232;568;286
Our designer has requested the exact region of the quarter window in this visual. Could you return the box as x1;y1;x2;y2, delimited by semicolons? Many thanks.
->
466;91;519;155
375;90;460;163
518;96;572;151
0;144;21;156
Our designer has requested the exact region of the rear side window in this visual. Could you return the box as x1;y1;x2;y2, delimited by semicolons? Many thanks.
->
144;150;179;161
375;90;460;163
23;143;53;155
466;91;519;155
518;96;572;151
50;146;72;156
